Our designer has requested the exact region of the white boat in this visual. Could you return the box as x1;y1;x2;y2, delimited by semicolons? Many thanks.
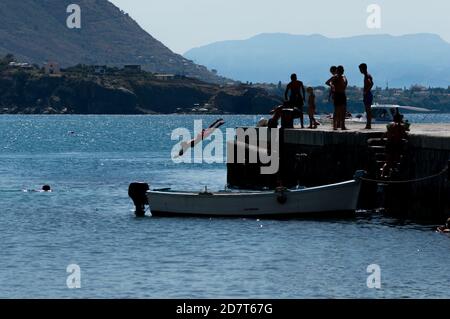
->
128;172;364;218
352;104;432;123
319;104;432;125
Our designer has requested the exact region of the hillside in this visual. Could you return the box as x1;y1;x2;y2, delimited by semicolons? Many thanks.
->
185;33;450;87
0;61;280;114
0;0;222;83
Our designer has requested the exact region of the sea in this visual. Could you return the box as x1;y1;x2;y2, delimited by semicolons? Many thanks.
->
1;114;450;298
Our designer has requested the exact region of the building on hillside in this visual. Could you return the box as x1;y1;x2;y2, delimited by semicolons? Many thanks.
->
123;65;141;73
94;65;107;75
44;61;61;75
8;62;34;69
154;73;176;81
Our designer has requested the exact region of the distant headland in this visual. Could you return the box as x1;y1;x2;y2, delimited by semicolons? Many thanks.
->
1;54;450;115
0;54;280;115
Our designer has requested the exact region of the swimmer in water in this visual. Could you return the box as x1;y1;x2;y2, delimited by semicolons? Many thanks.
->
24;185;52;193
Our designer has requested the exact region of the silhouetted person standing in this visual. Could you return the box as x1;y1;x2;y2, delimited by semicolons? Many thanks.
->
331;66;348;130
285;73;306;128
325;66;337;102
325;66;338;128
359;63;374;129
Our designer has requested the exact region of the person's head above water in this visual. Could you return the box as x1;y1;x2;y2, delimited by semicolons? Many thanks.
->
359;63;368;74
290;73;297;81
336;65;345;75
42;185;51;192
330;66;337;75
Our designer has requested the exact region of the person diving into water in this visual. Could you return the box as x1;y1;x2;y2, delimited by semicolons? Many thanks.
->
177;118;225;157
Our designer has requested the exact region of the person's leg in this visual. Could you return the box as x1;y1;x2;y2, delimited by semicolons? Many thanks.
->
336;103;342;129
338;105;344;129
298;106;305;128
308;114;313;128
333;107;338;130
337;106;342;129
364;92;373;129
341;105;347;130
365;103;372;129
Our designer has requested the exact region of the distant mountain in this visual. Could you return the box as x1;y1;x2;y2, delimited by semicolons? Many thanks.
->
184;33;450;87
0;0;222;83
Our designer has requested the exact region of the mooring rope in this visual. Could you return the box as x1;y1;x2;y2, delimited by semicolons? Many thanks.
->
360;166;449;185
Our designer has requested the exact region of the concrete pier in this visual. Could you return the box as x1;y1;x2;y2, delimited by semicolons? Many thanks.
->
227;123;450;221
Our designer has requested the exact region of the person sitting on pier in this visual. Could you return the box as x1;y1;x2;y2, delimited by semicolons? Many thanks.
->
268;102;302;129
285;73;305;128
381;110;409;178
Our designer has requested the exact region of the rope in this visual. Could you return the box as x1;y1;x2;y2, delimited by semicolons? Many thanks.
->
360;166;449;185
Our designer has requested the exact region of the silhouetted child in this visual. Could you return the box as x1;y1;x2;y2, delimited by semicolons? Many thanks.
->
307;87;318;129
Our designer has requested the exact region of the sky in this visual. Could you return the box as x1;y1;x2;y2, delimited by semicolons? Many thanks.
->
110;0;450;54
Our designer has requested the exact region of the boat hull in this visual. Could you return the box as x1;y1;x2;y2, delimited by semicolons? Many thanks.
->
146;180;361;218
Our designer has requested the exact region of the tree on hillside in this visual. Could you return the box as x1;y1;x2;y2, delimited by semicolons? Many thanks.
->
2;54;16;64
0;54;16;70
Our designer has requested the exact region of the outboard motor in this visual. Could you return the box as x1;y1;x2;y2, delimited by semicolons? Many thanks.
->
128;182;150;217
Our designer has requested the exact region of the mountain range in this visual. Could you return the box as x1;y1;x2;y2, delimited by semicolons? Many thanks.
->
0;0;221;83
184;33;450;87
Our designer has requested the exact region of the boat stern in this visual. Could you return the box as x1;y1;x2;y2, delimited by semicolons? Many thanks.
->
128;182;150;217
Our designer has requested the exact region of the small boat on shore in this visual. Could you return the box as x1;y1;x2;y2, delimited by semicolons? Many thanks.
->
128;171;364;218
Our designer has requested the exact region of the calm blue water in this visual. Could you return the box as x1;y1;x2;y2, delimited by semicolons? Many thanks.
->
1;114;450;299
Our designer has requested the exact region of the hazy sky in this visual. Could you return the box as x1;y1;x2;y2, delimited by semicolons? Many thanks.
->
110;0;450;54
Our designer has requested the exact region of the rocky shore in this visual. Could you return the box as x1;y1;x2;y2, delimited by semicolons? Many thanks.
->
0;66;281;115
